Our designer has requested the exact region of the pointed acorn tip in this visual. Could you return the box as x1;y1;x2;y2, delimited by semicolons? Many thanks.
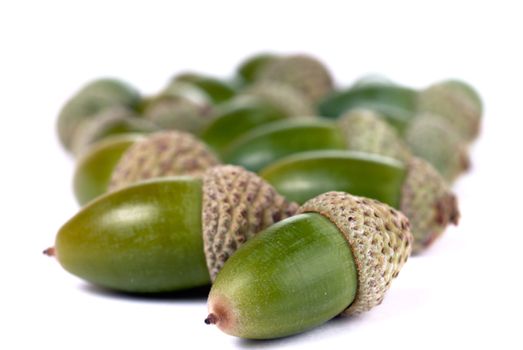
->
43;247;56;257
204;313;218;325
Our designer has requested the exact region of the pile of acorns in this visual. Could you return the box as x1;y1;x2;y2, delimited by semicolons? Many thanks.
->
47;53;481;339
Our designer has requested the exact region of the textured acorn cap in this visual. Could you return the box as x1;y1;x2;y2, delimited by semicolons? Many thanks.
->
109;130;220;191
338;109;412;162
143;83;213;134
418;82;481;142
299;191;413;315
202;165;299;280
242;81;315;117
70;106;158;156
405;113;470;182
400;157;460;253
259;54;334;103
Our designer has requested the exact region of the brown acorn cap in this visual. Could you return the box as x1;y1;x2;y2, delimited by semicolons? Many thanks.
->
400;157;460;253
259;54;334;103
242;81;315;117
202;165;299;280
299;191;413;315
338;108;412;162
109;130;220;191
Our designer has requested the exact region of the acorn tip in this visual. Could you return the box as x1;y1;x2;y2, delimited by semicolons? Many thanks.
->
204;313;218;325
43;247;56;257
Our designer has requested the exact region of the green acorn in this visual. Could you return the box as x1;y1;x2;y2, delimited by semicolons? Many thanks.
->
417;79;482;142
57;78;141;151
173;72;236;104
235;52;280;86
223;114;410;172
260;150;459;253
258;54;334;103
46;166;298;292
405;113;470;182
109;130;220;192
143;82;213;134
70;106;158;156
206;191;412;339
73;134;144;206
200;96;288;154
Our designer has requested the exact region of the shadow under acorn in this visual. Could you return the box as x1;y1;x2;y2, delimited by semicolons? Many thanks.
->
80;283;211;303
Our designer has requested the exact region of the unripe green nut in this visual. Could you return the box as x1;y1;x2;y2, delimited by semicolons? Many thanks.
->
417;79;482;142
224;115;410;173
143;82;213;134
405;113;470;182
57;78;140;151
236;52;279;85
258;54;334;103
260;150;459;253
207;191;412;339
50;165;298;292
73;134;144;206
70;106;158;156
174;73;236;104
338;109;411;162
109;130;220;192
242;81;315;117
200;96;288;155
222;118;345;172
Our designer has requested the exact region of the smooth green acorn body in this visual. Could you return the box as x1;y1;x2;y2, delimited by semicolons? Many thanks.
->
207;213;358;339
260;150;406;206
222;119;346;172
73;134;144;206
200;97;287;154
56;178;210;292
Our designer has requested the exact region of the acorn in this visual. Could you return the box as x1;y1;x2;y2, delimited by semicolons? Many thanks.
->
173;72;236;104
206;191;413;339
57;78;140;151
405;113;470;182
235;52;280;86
70;106;158;156
242;81;315;117
143;82;213;134
46;165;298;292
73;133;144;206
317;83;418;133
200;96;288;154
258;54;334;103
417;79;482;142
260;150;459;253
109;130;220;192
223;114;410;172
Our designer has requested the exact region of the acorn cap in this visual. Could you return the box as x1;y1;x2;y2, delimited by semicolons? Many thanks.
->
299;191;413;315
418;82;481;142
70;106;158;156
400;157;460;253
242;81;315;117
202;165;299;280
405;112;470;182
338;109;412;162
259;54;334;103
109;130;220;191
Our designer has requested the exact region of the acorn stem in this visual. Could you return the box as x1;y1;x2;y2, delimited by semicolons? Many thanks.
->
204;313;218;325
43;247;56;257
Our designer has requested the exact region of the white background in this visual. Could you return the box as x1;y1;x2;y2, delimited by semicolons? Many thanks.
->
1;1;522;349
